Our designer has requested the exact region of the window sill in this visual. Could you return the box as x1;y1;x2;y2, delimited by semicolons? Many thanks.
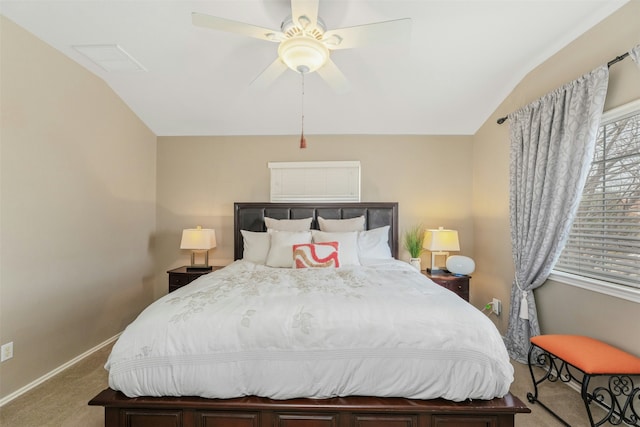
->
548;271;640;303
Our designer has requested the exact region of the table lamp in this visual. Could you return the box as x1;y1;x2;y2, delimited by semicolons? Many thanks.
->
180;226;217;271
423;227;459;274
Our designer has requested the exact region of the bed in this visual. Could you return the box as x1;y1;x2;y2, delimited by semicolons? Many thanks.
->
90;202;529;427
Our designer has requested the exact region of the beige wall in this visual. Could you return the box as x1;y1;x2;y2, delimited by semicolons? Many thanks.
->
472;1;640;353
0;16;157;400
156;135;475;293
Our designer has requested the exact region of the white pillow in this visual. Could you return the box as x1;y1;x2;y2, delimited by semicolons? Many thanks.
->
312;230;360;266
265;217;313;231
358;226;392;261
240;230;271;265
318;216;365;232
266;231;312;268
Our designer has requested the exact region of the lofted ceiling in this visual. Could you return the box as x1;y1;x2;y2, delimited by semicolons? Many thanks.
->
0;0;630;136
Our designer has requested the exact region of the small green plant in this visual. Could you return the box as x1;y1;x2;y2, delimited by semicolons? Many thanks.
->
403;225;424;258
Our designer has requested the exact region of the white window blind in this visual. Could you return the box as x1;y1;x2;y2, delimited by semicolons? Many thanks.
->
555;100;640;289
268;161;361;202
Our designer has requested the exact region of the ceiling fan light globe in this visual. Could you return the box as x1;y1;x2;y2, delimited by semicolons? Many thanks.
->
278;36;329;74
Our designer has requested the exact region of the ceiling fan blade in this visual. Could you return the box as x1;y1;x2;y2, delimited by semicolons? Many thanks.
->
316;59;350;94
250;58;288;90
322;18;412;50
290;0;319;30
192;12;284;42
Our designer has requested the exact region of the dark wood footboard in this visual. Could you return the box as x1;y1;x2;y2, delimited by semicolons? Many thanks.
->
89;388;530;427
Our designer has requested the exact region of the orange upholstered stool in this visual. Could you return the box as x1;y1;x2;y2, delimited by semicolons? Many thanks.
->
527;334;640;427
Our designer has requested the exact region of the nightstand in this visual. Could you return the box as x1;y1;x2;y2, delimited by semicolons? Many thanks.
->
424;271;470;302
167;266;220;293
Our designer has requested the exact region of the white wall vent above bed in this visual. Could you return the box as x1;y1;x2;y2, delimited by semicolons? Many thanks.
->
268;161;361;202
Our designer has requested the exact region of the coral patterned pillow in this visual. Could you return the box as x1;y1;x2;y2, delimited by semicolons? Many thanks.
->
293;242;340;268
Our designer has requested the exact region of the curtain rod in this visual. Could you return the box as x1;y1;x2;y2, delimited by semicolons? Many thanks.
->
496;51;630;125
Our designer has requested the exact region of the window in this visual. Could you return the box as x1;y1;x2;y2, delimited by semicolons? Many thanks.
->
552;99;640;302
268;161;361;203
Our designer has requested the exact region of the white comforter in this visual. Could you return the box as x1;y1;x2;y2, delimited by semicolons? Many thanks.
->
107;260;513;401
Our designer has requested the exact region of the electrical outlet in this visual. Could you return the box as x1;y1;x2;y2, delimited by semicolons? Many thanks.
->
492;298;502;316
1;342;13;362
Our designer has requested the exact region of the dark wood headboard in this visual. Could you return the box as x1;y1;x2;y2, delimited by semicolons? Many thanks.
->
234;202;399;260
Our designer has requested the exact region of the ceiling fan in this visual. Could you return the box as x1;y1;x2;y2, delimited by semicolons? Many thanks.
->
192;0;411;93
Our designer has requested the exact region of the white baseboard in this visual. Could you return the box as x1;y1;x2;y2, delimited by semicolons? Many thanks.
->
0;334;120;407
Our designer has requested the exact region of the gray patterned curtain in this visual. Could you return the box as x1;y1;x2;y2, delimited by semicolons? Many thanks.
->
504;65;609;363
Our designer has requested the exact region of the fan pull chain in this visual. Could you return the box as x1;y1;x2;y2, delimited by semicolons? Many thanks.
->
300;72;306;149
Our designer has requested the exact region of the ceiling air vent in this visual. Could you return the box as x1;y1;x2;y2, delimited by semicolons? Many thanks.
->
72;44;146;72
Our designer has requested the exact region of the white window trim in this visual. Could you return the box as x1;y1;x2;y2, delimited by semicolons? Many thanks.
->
548;270;640;303
601;98;640;124
550;99;640;304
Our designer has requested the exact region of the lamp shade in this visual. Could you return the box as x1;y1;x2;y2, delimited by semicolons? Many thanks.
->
180;226;216;251
423;227;460;252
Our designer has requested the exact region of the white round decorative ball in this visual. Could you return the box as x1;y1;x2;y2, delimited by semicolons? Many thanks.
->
446;255;475;275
